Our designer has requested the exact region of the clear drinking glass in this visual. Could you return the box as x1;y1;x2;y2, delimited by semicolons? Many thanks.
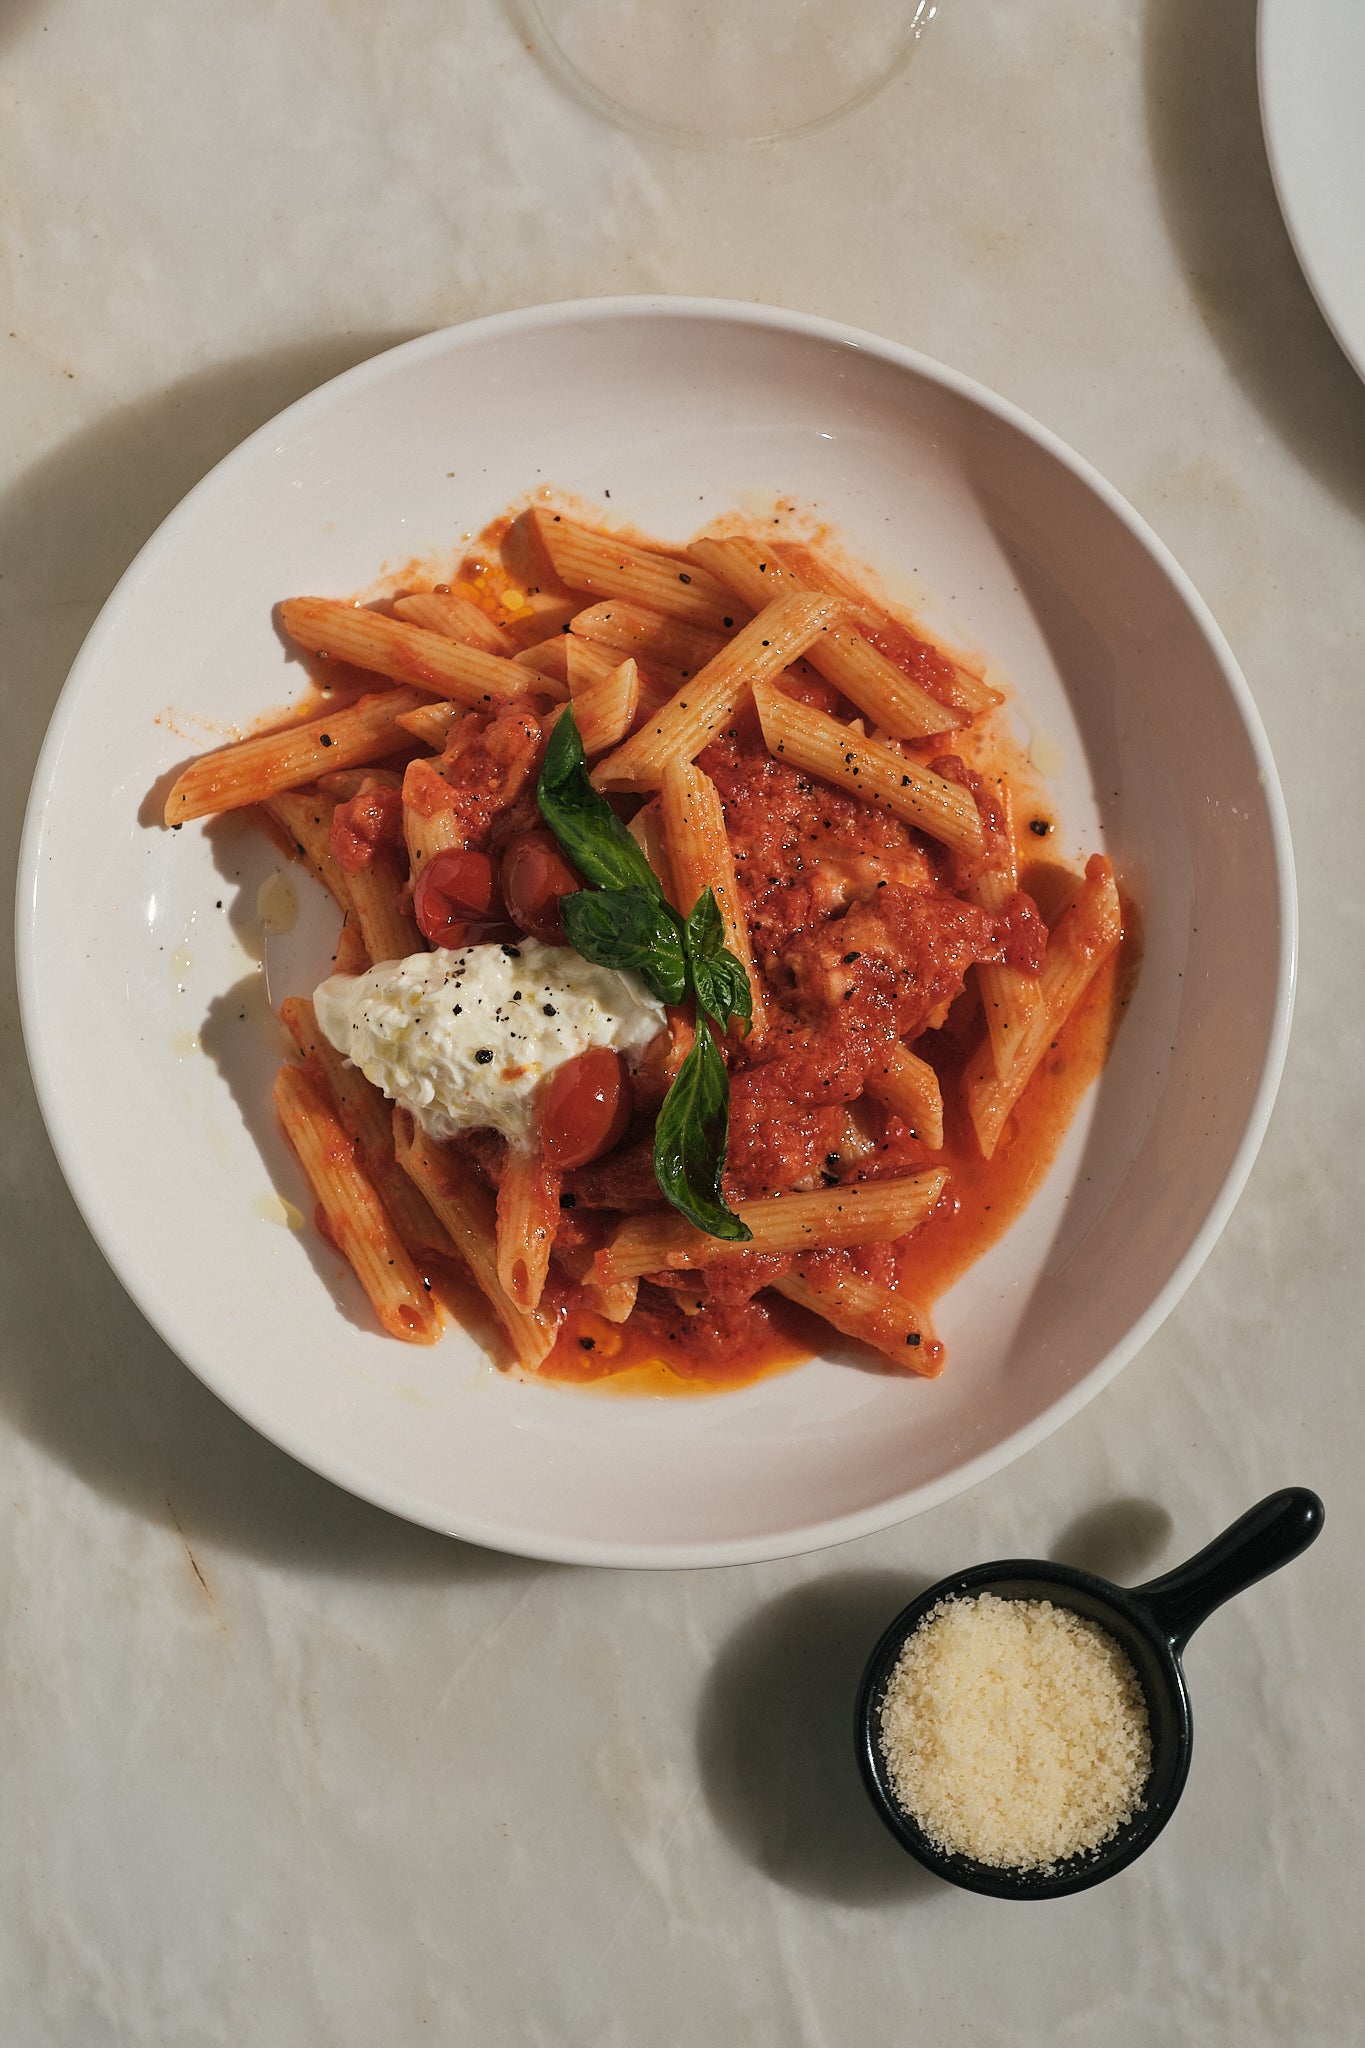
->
524;0;941;145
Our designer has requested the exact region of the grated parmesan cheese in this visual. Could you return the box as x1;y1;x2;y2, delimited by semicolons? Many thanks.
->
878;1593;1152;1872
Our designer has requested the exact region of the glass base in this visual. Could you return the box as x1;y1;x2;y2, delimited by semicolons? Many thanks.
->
526;0;939;145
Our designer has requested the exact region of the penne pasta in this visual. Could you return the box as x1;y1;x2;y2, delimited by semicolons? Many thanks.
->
260;788;355;915
512;635;606;694
514;634;597;684
866;1044;945;1150
569;599;733;678
595;1172;947;1285
591;591;843;791
519;631;676;716
505;593;581;643
495;1144;562;1311
970;781;1043;1079
773;1260;942;1375
773;542;1002;717
689;536;967;740
346;848;423;965
395;699;464;751
625;796;676;901
583;1277;639;1324
393;590;518;655
564;637;606;699
394;1113;558;1370
660;757;768;1039
313;765;402;801
565;654;641;756
529;508;738;630
401;756;463;878
751;680;986;858
279;996;448;1253
964;855;1122;1159
331;913;369;976
164;687;426;825
280;597;533;704
272;1063;443;1344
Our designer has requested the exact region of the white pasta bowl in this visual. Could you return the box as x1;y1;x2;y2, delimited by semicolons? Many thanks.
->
16;300;1293;1567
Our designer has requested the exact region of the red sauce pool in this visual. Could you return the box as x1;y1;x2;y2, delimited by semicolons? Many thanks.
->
532;940;1130;1396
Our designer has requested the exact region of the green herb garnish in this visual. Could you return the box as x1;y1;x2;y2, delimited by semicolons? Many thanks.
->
682;887;754;1039
537;711;662;896
652;1025;747;1241
537;709;753;1241
562;887;688;1006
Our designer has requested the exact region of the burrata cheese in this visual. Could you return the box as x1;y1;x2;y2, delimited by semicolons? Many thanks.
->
312;939;666;1147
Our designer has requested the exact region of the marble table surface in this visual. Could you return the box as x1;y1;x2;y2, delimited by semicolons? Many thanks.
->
2;1;1361;2040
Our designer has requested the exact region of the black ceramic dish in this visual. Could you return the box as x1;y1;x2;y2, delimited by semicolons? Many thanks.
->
856;1488;1324;1899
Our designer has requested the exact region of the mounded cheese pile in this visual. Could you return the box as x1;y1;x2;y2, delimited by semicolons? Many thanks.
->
879;1593;1152;1871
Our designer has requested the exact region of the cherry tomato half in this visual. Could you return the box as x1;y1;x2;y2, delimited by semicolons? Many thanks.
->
414;848;502;949
541;1048;632;1171
501;829;581;945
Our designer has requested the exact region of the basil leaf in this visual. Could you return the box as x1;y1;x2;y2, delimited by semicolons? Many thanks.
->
690;947;753;1035
537;708;664;897
682;885;725;958
653;1027;752;1242
683;887;754;1035
539;722;755;1243
562;888;688;1007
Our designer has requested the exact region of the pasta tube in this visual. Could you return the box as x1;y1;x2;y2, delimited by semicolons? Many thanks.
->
595;1172;947;1285
273;1063;442;1344
751;681;985;858
591;592;843;791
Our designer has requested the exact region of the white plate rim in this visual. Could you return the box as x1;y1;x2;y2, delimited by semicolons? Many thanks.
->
15;296;1297;1566
1258;0;1365;385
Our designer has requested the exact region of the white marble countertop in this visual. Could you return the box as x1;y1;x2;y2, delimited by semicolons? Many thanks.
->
2;2;1361;2041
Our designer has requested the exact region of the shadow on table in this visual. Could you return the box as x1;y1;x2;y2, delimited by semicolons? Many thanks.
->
1143;0;1365;520
0;0;45;47
696;1569;941;1905
0;328;549;1589
1050;1497;1174;1586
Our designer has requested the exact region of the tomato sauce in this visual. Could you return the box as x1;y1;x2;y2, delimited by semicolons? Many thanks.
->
531;695;1131;1396
886;939;1132;1308
370;507;1135;1397
778;540;970;709
257;500;1134;1395
544;1286;825;1395
530;941;1129;1395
